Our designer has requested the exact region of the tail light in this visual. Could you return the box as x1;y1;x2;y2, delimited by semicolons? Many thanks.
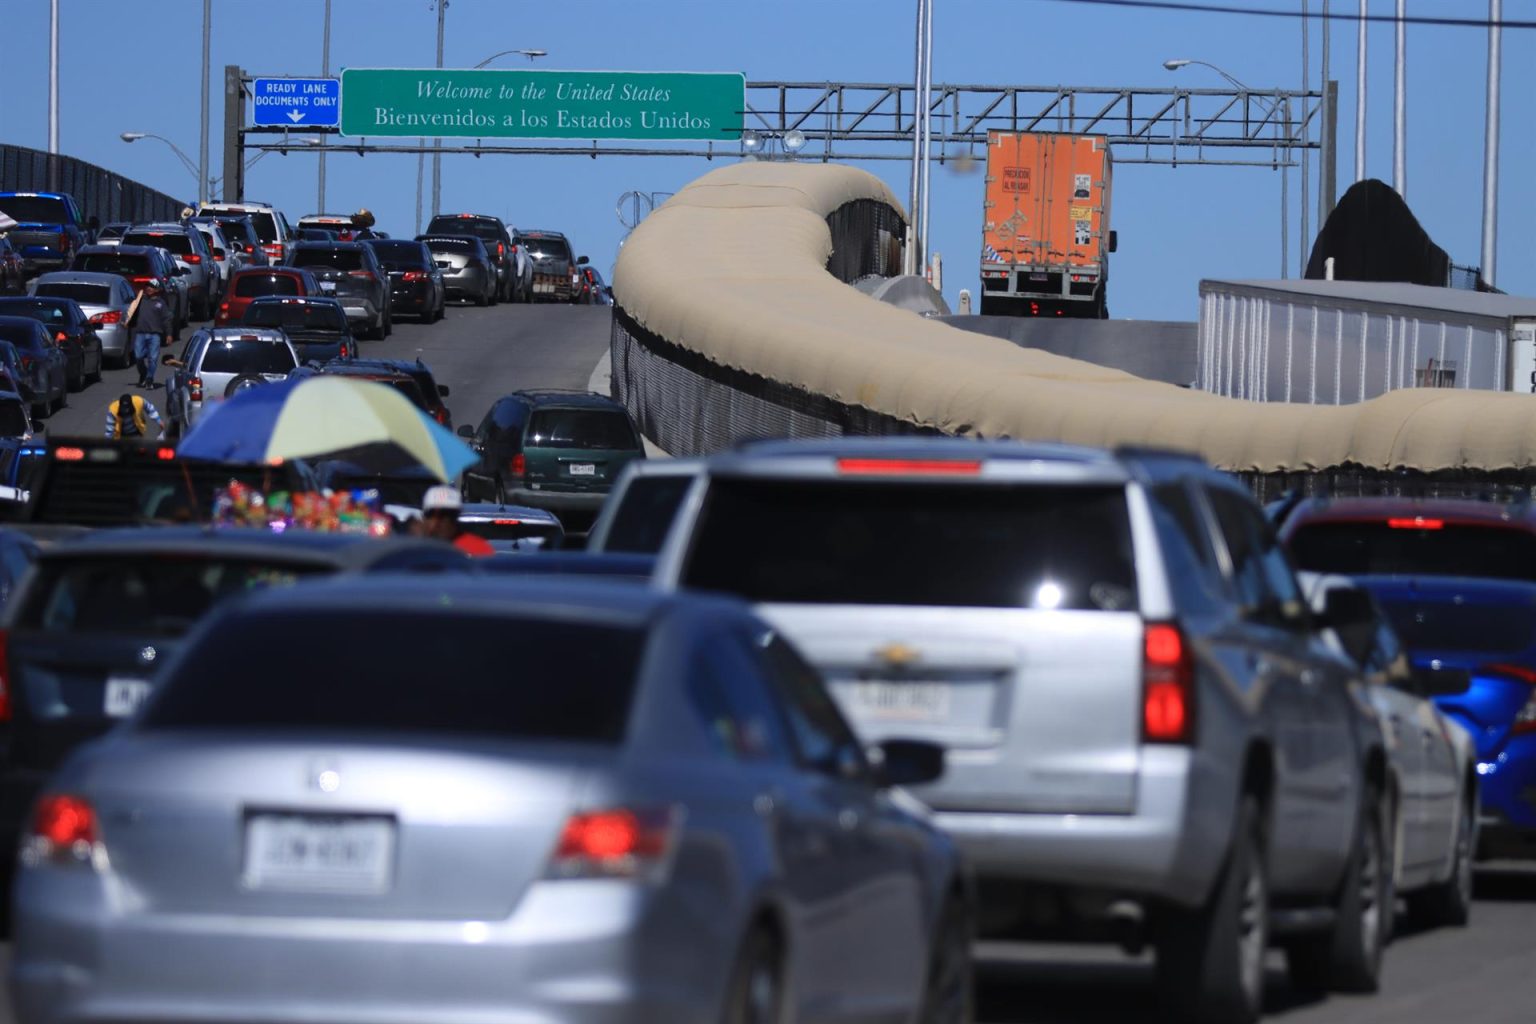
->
185;254;202;264
433;407;449;426
88;310;123;326
24;794;100;868
1388;517;1445;530
19;356;36;372
245;245;256;254
1480;663;1536;735
0;628;12;722
53;332;68;344
497;242;505;258
57;233;70;252
401;271;428;282
508;452;526;479
547;807;680;881
262;243;283;260
508;243;518;254
1143;622;1195;744
130;275;154;288
189;375;204;402
348;271;378;281
213;252;227;262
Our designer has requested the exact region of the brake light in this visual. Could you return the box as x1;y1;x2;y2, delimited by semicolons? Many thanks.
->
189;375;203;402
245;245;256;254
130;276;154;287
401;270;428;282
156;447;175;461
88;310;122;326
262;244;283;260
492;518;523;526
548;807;679;880
0;628;11;723
26;794;100;867
508;243;519;254
1387;517;1444;530
836;458;982;476
213;252;226;261
348;271;378;281
54;446;84;461
185;254;202;264
497;242;505;257
53;332;67;344
508;452;526;478
1143;622;1195;744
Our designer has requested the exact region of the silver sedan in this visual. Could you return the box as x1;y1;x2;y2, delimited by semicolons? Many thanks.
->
26;271;138;366
9;576;973;1024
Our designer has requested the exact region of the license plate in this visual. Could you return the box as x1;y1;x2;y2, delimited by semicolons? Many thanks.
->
847;681;951;722
243;814;394;894
319;281;337;293
568;463;596;476
535;283;554;293
103;676;152;718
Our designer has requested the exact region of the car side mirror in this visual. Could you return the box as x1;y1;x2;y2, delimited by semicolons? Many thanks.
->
1406;665;1472;698
456;425;474;438
1318;588;1377;667
577;255;590;266
869;739;945;789
438;384;450;397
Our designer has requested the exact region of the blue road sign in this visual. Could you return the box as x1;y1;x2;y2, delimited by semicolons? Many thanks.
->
252;78;340;127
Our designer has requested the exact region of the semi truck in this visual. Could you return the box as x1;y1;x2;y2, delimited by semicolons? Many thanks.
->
979;131;1115;318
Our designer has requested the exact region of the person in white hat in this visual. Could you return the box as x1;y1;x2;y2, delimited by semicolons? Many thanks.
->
419;484;494;557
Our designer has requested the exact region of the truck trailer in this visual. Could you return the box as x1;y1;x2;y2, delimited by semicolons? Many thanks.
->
979;131;1115;318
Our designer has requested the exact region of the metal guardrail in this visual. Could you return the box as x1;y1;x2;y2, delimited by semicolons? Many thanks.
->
0;144;183;227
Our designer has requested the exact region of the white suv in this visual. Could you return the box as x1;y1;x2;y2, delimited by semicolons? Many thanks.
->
197;202;295;267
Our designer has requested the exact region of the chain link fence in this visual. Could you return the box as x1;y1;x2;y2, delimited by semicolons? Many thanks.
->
0;145;183;227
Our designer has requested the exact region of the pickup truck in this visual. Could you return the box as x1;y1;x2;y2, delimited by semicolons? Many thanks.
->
0;193;98;279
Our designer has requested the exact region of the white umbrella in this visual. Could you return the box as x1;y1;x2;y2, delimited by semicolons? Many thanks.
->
0;212;17;233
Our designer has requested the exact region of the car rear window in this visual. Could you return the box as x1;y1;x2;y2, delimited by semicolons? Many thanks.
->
602;475;695;553
0;323;44;351
388;378;428;409
139;611;643;742
247;211;279;243
458;518;562;544
292;248;365;270
243;303;345;333
526;408;638;451
1378;598;1536;654
234;274;301;298
0;196;68;224
421;237;476;253
33;282;112;305
76;253;151;277
428;216;499;237
122;232;194;255
0;300;69;325
1288;520;1536;581
522;236;572;262
17;557;322;636
684;480;1138;610
211;218;257;245
368;242;429;268
200;339;296;375
0;401;28;437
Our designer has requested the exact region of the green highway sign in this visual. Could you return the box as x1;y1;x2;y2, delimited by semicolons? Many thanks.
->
340;69;744;141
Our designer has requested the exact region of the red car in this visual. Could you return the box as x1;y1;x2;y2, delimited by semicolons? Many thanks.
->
216;267;321;326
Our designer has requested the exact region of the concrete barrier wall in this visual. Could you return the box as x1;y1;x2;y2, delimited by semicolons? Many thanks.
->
611;162;1536;478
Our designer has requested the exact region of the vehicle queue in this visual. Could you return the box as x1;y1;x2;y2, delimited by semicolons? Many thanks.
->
0;192;1528;1024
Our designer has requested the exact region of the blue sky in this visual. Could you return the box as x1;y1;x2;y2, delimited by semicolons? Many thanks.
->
1;0;1527;321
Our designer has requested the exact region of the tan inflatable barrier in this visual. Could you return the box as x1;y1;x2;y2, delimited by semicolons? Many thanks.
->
614;162;1536;474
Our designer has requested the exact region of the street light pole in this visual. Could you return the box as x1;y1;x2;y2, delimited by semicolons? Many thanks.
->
905;0;928;276
1393;0;1406;197
199;0;211;205
919;0;934;277
318;0;332;214
1481;0;1501;287
1301;0;1309;275
1355;0;1366;182
47;0;59;157
431;0;447;219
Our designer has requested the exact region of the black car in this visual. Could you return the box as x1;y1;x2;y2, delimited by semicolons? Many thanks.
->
0;317;66;418
0;296;104;391
240;296;356;363
424;213;517;301
0;527;472;911
286;241;391;339
363;238;446;322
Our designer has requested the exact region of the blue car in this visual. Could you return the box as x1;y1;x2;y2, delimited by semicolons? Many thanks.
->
1361;575;1536;860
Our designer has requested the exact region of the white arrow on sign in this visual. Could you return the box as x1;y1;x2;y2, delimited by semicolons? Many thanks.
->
287;110;305;123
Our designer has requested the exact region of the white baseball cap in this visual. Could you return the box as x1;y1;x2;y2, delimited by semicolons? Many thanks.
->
421;484;462;513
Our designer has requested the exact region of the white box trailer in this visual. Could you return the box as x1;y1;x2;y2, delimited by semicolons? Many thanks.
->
1196;279;1536;403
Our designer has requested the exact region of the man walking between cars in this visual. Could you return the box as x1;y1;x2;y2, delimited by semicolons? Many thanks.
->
125;281;171;389
104;392;165;440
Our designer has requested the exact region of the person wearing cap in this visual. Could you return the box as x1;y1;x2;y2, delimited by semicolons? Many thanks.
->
104;391;164;440
419;484;494;557
124;280;172;389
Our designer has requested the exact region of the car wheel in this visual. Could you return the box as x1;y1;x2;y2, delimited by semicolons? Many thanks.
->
66;360;83;393
88;344;104;385
1156;795;1268;1024
1406;792;1475;929
476;285;490;308
921;899;974;1024
721;927;784;1024
1285;782;1388;994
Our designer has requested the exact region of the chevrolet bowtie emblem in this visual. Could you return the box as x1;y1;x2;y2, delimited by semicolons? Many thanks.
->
874;643;922;667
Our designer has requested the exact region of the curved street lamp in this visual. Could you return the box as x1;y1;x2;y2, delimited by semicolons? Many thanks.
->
473;48;548;68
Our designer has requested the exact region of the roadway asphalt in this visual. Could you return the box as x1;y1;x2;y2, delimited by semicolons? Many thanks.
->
22;301;1536;1024
43;299;616;439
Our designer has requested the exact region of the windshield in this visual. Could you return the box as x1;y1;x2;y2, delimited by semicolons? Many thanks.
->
1379;598;1536;655
33;282;112;305
602;474;696;553
684;480;1139;610
234;274;301;298
139;611;641;742
526;408;638;451
76;252;152;277
1288;520;1536;581
200;339;295;375
0;196;68;224
122;232;194;256
18;557;321;636
292;248;365;270
0;402;28;437
243;303;345;333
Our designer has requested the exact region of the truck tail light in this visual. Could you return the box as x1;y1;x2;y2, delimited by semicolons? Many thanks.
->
58;233;70;252
508;453;526;479
1143;622;1195;744
547;807;679;881
262;244;283;261
189;375;204;402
